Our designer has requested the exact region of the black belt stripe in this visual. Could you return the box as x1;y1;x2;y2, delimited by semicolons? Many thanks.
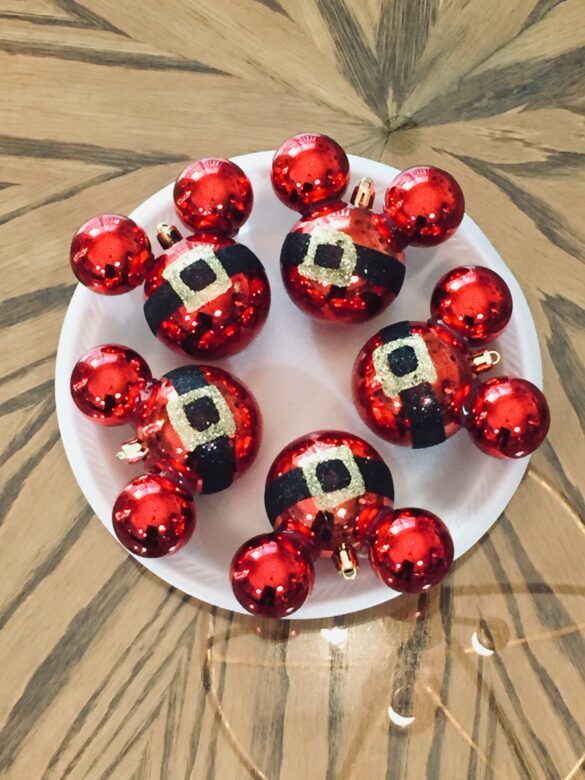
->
377;321;446;448
144;243;264;336
163;366;236;494
280;231;405;295
265;456;394;526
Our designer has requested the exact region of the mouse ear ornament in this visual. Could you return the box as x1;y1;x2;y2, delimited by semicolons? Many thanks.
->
230;430;455;618
70;159;270;359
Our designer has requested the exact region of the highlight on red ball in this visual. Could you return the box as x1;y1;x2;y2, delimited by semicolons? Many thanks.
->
230;532;315;618
384;166;465;247
112;473;195;558
368;507;454;593
70;214;153;294
271;133;350;212
70;344;151;426
431;265;513;344
465;377;550;459
173;157;253;237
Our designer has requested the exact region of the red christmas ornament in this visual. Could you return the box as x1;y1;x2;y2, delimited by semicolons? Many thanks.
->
384;166;465;247
271;133;350;213
465;377;550;458
272;133;406;323
112;473;195;558
230;533;315;618
368;507;454;593
119;364;262;494
144;224;270;358
174;158;253;237
70;214;153;294
430;265;513;344
353;321;478;447
264;430;394;575
280;202;406;322
70;344;152;426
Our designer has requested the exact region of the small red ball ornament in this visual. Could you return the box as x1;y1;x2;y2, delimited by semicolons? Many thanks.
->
431;265;513;344
70;344;152;426
384;166;465;247
353;321;475;447
264;430;394;571
112;473;195;558
230;533;315;618
174;158;253;236
121;363;262;494
271;133;350;212
70;214;153;294
368;507;454;593
465;377;550;458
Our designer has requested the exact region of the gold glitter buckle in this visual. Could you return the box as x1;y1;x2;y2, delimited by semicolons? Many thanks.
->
166;385;236;451
373;333;437;398
162;245;231;311
297;227;358;287
298;444;365;511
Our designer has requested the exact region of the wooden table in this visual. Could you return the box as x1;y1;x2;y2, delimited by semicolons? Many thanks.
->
1;2;584;778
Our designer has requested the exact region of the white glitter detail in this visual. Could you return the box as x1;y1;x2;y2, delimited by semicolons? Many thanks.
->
162;245;231;311
166;385;236;451
298;227;357;287
298;444;365;510
373;333;438;397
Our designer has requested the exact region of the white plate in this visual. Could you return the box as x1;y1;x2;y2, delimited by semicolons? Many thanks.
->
55;151;542;619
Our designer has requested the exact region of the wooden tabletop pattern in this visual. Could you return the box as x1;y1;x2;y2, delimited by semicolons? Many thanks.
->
1;1;584;778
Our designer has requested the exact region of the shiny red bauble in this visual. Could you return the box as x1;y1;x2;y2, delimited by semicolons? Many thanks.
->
384;166;465;247
280;205;406;322
70;214;153;294
129;364;261;494
465;377;550;458
353;321;474;448
112;473;195;557
431;265;513;344
230;533;315;618
174;158;253;237
264;430;394;560
368;507;454;592
271;133;350;213
70;344;152;426
143;228;270;358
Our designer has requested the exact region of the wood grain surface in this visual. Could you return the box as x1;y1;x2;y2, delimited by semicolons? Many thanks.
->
1;1;584;778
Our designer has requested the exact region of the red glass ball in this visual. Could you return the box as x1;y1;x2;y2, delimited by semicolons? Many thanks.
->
271;133;350;213
231;533;314;618
70;344;152;426
70;214;153;294
112;473;195;558
281;204;406;322
369;507;454;593
431;265;513;344
353;321;474;447
134;364;262;493
264;430;394;558
174;158;253;237
465;377;550;458
384;167;465;247
143;232;270;358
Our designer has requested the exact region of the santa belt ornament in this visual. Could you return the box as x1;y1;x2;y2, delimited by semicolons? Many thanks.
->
280;229;405;295
144;243;264;336
164;365;237;493
265;444;394;524
374;321;446;448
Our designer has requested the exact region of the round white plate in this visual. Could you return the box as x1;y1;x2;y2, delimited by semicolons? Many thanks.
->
55;151;542;619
